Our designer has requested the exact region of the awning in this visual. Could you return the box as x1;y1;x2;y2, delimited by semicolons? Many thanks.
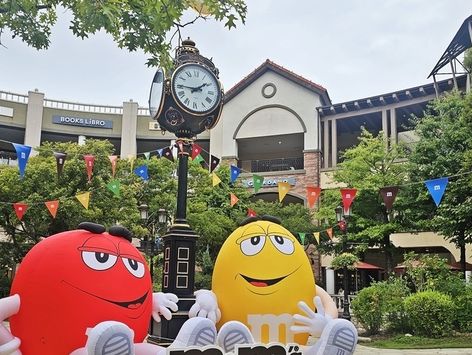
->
355;261;383;270
450;261;472;271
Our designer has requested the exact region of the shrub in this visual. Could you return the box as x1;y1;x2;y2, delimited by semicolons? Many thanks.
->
454;285;472;333
404;291;454;338
351;285;384;335
351;278;410;335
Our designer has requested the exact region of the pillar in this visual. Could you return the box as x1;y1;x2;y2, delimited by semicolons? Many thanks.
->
323;119;329;169
24;90;44;155
121;101;138;158
390;108;397;144
326;268;335;294
330;119;337;168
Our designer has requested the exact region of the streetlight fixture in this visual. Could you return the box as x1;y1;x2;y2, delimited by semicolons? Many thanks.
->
335;204;352;321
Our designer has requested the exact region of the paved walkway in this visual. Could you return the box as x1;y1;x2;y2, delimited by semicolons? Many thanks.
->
354;344;472;354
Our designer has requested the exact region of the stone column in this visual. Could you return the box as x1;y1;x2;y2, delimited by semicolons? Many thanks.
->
330;119;337;168
24;90;44;155
323;119;329;169
121;101;138;158
390;108;397;144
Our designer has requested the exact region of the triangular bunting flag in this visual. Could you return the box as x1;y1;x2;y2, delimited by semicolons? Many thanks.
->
83;155;95;182
13;202;28;220
107;180;121;196
306;186;321;208
128;155;135;172
230;193;239;207
253;175;264;193
326;228;333;240
157;148;163;158
425;177;449;207
161;147;174;162
144;152;151;160
210;155;220;173
230;165;241;183
53;152;67;178
13;143;32;179
193;154;205;166
108;155;118;177
313;232;320;245
278;182;291;202
340;188;357;214
191;143;203;160
76;192;90;209
247;208;257;217
212;172;221;187
45;200;59;218
379;186;399;211
298;232;306;245
134;165;149;181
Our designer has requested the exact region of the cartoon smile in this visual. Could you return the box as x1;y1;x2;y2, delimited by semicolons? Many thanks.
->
240;274;286;287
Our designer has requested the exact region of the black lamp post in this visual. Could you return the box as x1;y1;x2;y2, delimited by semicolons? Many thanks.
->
138;203;152;279
148;38;224;343
335;204;352;321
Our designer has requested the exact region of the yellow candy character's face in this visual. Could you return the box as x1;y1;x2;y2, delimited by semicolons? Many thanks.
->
212;219;315;345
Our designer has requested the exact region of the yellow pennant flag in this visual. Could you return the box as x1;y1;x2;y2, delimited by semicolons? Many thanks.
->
76;192;90;209
212;172;221;187
230;193;239;207
313;232;320;245
278;182;291;202
128;154;136;172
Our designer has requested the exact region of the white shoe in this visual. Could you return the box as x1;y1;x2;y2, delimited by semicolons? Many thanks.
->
86;321;134;355
314;319;357;355
171;317;217;348
216;321;254;353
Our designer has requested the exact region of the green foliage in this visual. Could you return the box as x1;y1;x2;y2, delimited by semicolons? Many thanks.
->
330;252;359;270
351;278;410;335
0;0;247;67
464;49;472;73
402;252;456;293
405;91;472;250
453;284;472;333
404;291;455;338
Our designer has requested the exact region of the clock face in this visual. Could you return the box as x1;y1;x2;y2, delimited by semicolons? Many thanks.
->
172;63;221;115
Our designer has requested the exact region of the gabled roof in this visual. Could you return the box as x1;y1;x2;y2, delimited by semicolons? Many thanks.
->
429;14;472;77
224;59;331;106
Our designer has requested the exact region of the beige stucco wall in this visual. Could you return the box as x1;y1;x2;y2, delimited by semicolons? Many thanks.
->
210;71;323;159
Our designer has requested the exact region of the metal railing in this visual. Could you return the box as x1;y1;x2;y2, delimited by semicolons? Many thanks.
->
238;156;303;173
330;294;356;314
0;91;28;104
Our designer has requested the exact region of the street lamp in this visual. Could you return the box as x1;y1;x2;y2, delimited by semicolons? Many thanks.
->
138;203;152;278
335;204;352;321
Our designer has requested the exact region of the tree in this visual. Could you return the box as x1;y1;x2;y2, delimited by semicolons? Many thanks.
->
405;91;472;275
315;128;409;273
464;48;472;73
0;0;247;67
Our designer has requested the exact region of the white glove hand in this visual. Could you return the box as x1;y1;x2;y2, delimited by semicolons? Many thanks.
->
291;296;332;338
152;292;178;322
188;289;221;323
0;337;21;355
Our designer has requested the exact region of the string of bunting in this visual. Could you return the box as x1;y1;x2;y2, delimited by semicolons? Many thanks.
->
1;140;471;232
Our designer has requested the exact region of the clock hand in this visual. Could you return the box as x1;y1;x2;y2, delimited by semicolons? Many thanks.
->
190;83;211;93
176;84;196;90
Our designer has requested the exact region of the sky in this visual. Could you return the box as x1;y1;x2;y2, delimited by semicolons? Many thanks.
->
1;1;471;108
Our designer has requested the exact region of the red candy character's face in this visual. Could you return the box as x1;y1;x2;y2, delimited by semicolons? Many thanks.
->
10;229;153;355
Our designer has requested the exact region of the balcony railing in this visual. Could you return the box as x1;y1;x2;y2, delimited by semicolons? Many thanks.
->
238;156;303;173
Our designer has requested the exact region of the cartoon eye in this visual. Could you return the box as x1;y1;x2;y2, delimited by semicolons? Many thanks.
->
269;235;295;255
240;236;266;256
82;251;117;270
122;257;145;278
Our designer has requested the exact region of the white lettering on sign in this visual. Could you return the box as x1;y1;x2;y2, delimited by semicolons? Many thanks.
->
434;185;441;191
60;116;106;126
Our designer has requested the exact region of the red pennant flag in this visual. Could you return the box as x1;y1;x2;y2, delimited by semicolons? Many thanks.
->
230;193;239;207
13;203;28;220
84;155;95;182
45;200;59;218
109;155;118;177
306;186;321;208
326;228;333;240
191;143;203;160
247;208;257;217
340;188;357;214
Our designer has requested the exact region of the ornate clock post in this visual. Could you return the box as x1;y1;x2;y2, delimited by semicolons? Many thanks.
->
148;38;224;343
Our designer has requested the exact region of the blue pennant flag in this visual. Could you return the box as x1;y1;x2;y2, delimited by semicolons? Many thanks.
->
134;165;149;181
230;165;241;183
13;143;32;179
425;177;448;206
